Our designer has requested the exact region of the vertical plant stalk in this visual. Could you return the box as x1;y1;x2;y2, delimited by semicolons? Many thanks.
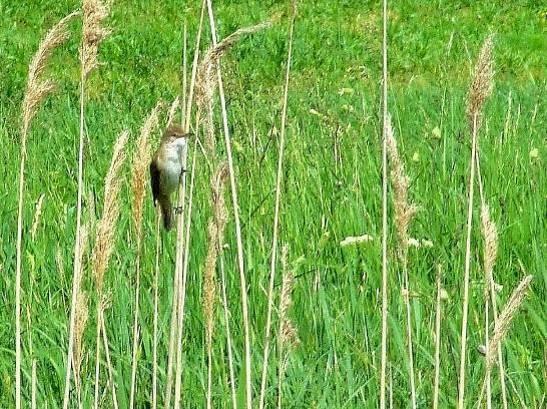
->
457;35;494;409
380;0;389;407
64;2;110;407
433;265;442;409
204;3;274;406
151;209;161;409
101;311;120;409
385;118;418;409
457;113;478;409
276;246;299;409
91;131;128;409
219;254;237;409
475;154;508;409
203;165;229;409
18;13;77;409
129;102;162;409
258;3;296;408
168;5;205;408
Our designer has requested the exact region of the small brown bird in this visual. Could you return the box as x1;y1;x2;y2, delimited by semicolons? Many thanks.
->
150;125;191;230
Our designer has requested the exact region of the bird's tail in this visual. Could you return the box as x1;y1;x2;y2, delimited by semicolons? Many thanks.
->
157;194;173;231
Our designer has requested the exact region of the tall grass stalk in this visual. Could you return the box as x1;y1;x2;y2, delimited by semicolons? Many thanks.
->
152;210;161;409
18;13;77;409
476;153;508;408
219;254;237;409
380;0;389;406
276;245;299;409
204;3;274;406
385;117;418;409
203;164;229;409
433;265;442;409
457;35;494;409
91;131;128;409
64;2;110;407
170;6;205;409
258;2;296;408
129;102;162;408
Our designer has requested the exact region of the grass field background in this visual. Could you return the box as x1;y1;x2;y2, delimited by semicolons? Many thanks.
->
0;0;545;407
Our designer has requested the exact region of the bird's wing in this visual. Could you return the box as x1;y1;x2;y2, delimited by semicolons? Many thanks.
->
150;159;161;206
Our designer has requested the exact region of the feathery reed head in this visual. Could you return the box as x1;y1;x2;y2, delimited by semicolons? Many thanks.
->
466;35;494;132
132;102;162;237
73;290;89;386
82;0;111;78
195;19;273;113
481;205;498;291
92;131;128;291
485;275;532;369
385;115;418;260
203;163;229;340
30;194;46;241
22;11;78;137
280;245;299;348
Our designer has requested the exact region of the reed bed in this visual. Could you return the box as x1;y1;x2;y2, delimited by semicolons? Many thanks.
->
5;1;544;408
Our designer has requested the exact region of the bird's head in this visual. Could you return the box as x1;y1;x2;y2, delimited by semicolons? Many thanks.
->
163;125;192;152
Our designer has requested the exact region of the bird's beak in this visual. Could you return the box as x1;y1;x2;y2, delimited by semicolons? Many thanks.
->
174;132;192;139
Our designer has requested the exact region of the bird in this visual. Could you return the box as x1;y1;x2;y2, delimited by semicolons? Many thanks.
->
150;125;191;230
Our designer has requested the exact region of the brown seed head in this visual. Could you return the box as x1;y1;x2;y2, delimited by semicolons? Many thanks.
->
22;11;78;137
466;35;494;133
82;0;111;78
92;131;128;291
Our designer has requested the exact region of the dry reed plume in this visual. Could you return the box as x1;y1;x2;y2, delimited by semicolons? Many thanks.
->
196;16;273;153
466;35;494;132
129;102;162;408
457;34;494;409
203;163;229;409
277;245;299;409
485;275;532;370
17;12;77;409
385;116;418;409
481;206;498;285
21;12;79;136
479;200;508;408
82;0;111;78
64;2;111;406
92;132;128;289
92;131;128;409
480;204;498;408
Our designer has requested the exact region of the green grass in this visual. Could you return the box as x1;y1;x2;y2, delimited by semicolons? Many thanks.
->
1;0;545;407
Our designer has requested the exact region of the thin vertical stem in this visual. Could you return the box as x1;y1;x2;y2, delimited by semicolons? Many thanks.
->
475;150;507;409
101;313;119;409
205;1;252;407
151;211;161;409
380;0;389;407
220;254;238;409
15;131;26;409
457;113;478;409
63;72;86;409
433;265;442;409
165;4;205;406
129;235;142;409
258;4;295;408
93;302;102;409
